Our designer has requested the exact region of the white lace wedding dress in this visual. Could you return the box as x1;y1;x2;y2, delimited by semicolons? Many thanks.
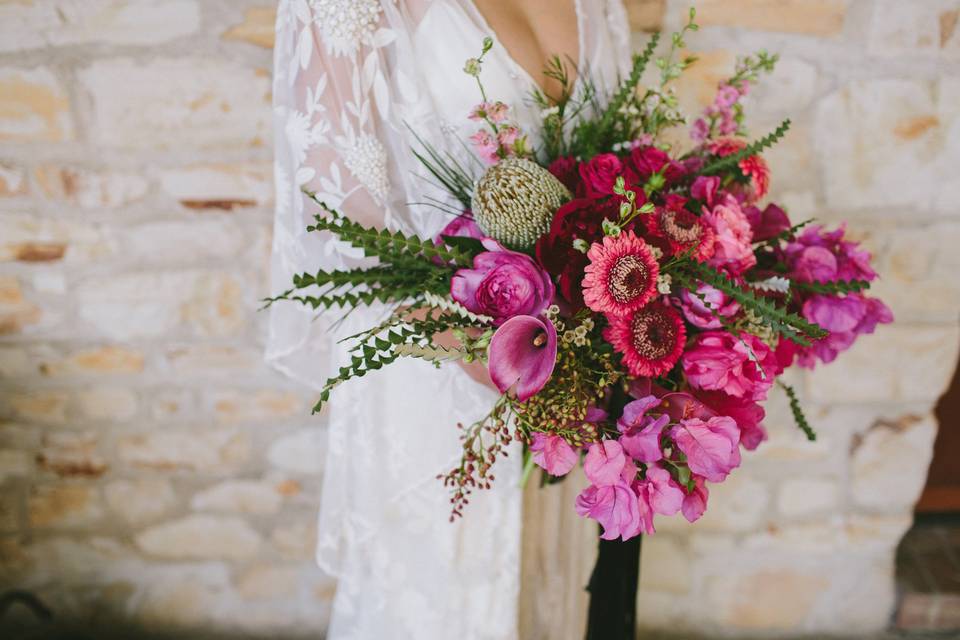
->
268;1;631;638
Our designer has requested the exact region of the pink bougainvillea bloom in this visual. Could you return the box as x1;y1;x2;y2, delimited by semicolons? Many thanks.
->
469;130;500;164
604;303;687;378
488;315;557;401
695;389;767;450
682;331;778;401
784;224;878;283
681;476;709;523
529;432;578;477
745;202;791;242
678;283;740;330
702;194;756;276
575;479;643;541
582;231;660;317
796;294;893;367
672;416;741;482
584;440;628;486
617;396;670;463
642;464;684;516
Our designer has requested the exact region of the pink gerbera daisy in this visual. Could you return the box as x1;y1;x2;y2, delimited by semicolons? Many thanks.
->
582;231;659;317
604;303;687;378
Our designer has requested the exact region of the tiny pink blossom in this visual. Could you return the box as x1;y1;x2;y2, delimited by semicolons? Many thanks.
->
671;416;741;482
529;433;578;477
468;101;510;123
584;440;627;487
690;118;710;143
470;130;500;164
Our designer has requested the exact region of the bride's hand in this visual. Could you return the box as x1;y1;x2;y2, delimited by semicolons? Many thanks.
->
403;307;498;391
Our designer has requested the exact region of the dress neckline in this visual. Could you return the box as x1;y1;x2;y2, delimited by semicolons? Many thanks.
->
463;0;585;99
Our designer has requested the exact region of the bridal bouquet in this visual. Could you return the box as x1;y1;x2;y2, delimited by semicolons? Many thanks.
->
271;13;891;541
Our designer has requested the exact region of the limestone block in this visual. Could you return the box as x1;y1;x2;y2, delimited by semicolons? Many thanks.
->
79;58;271;150
695;0;846;36
191;480;283;515
135;515;261;560
267;429;325;475
104;479;177;525
778;478;840;518
28;484;104;529
0;0;199;51
851;414;937;512
815;78;960;213
0;67;72;142
117;427;251;472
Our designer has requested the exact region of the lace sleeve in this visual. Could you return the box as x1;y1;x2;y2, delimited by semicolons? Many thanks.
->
268;0;422;385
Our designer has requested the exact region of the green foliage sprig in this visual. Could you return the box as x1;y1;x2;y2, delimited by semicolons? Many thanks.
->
676;261;827;346
700;119;791;175
779;381;816;441
794;279;872;295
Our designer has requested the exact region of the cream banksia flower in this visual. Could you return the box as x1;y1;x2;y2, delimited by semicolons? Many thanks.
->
471;158;571;250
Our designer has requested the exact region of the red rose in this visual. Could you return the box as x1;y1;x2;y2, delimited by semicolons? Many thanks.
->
535;198;618;310
548;156;580;193
628;146;686;185
578;153;628;199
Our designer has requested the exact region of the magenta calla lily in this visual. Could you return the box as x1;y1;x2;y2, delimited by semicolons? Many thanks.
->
488;315;557;401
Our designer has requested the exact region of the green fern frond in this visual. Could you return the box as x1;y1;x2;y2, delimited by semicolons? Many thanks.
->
700;119;791;175
794;279;871;295
779;381;816;441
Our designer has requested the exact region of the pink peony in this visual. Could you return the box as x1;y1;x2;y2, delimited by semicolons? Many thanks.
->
575;479;643;541
579;153;626;198
671;416;741;482
678;283;740;329
529;433;578;477
681;476;709;522
452;239;554;324
682;331;778;401
702;194;756;276
617;396;670;463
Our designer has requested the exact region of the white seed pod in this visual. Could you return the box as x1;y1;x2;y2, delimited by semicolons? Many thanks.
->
471;158;571;250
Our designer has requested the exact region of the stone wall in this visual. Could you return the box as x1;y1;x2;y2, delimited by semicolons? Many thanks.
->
0;0;957;637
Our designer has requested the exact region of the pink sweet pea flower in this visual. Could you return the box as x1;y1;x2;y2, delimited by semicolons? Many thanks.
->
681;476;709;522
678;283;740;330
529;433;578;477
575;479;643;541
488;315;557;401
682;331;778;401
642;464;684;516
584;440;628;486
671;416;741;482
617;396;670;463
695;390;767;451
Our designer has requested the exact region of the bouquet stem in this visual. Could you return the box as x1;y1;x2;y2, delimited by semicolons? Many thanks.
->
584;532;641;640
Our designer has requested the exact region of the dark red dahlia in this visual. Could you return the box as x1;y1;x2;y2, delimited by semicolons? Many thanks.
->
535;198;618;310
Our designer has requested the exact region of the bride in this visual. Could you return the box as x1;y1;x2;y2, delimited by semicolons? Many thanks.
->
268;1;631;637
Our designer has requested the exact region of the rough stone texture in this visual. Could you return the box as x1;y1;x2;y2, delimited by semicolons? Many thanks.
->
0;1;956;638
